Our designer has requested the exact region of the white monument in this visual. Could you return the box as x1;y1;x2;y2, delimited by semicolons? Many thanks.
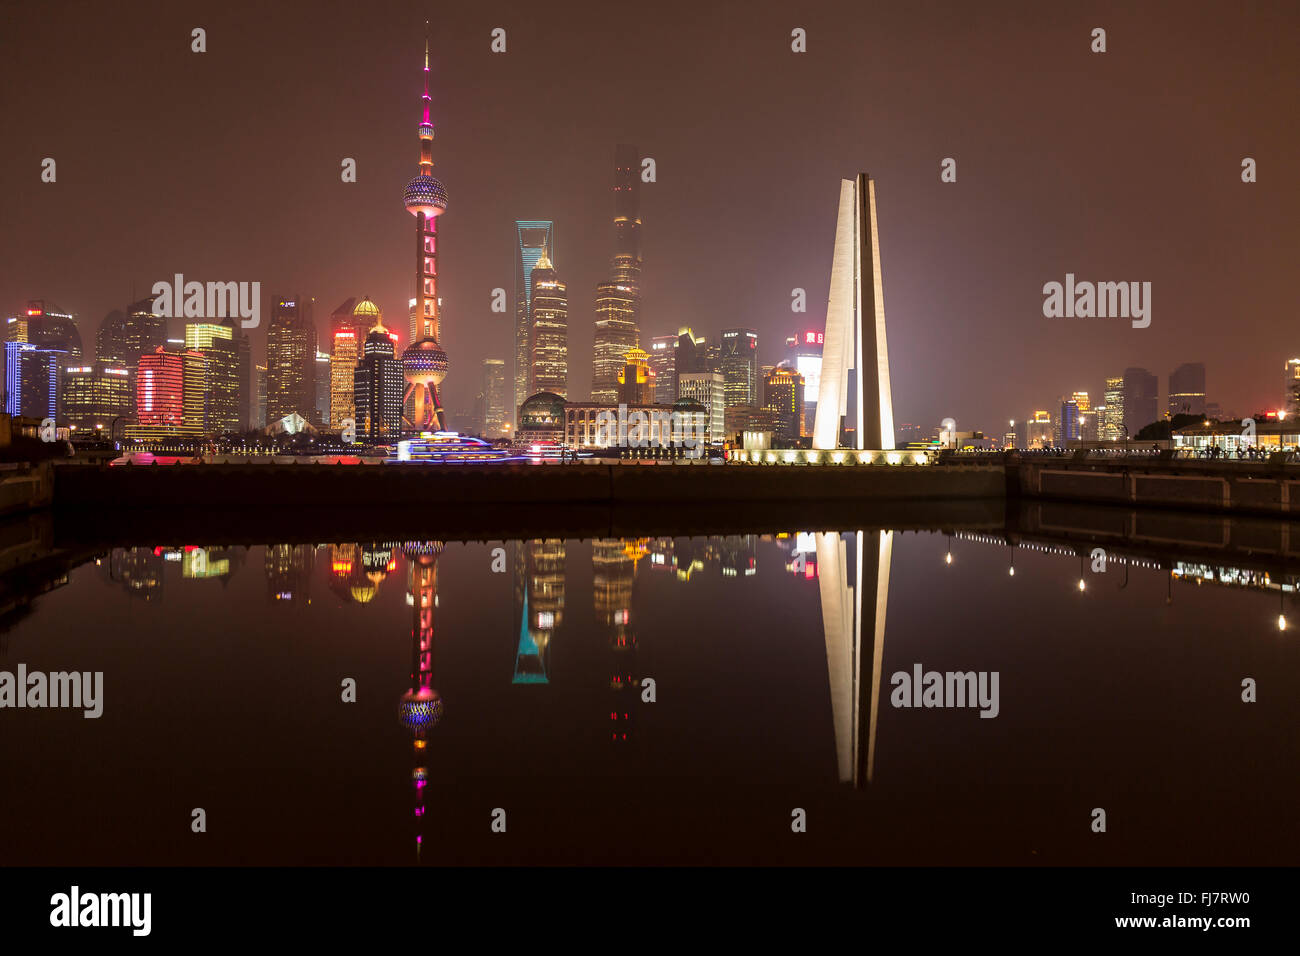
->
813;174;895;450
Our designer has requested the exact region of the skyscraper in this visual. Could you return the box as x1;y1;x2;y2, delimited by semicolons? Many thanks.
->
61;361;131;433
1167;362;1206;417
679;370;725;445
1286;359;1300;417
529;246;568;398
332;297;381;429
514;221;554;416
354;318;403;439
97;297;168;424
720;328;759;407
185;320;240;435
648;335;677;404
1122;367;1158;435
591;144;642;403
481;358;507;438
764;366;805;443
400;36;450;434
266;297;316;425
1103;376;1124;440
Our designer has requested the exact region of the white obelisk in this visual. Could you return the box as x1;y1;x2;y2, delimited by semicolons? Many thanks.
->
813;174;894;450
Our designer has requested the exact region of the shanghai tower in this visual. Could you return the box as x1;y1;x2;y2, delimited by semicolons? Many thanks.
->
590;145;642;403
401;30;450;433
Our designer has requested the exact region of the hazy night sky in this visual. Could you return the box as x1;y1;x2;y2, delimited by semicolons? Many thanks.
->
2;0;1297;432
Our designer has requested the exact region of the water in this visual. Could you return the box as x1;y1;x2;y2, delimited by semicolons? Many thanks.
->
2;511;1297;866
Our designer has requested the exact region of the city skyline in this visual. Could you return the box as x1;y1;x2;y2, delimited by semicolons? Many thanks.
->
4;1;1295;432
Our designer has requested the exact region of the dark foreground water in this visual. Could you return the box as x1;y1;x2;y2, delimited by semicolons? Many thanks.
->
2;518;1297;866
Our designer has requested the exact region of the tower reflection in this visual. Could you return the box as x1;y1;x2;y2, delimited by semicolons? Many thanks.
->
817;530;892;787
397;540;445;861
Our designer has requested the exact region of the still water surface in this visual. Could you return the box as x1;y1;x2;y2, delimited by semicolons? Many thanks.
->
2;520;1296;865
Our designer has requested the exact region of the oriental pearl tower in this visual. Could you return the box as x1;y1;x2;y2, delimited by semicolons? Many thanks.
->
401;28;450;433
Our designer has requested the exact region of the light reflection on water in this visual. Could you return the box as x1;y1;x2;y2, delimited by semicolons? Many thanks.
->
1;515;1297;866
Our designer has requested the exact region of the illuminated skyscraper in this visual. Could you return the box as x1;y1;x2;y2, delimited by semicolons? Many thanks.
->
1103;376;1124;440
529;247;568;398
266;297;317;425
514;221;554;417
720;328;759;407
678;371;725;445
330;297;380;429
253;363;267;429
185;319;239;434
764;366;805;443
648;335;677;403
61;361;131;433
25;300;82;359
354;319;404;439
481;358;507;437
401;36;450;433
125;346;208;439
591;145;642;403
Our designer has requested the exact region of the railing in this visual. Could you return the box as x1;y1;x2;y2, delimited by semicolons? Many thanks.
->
729;448;935;465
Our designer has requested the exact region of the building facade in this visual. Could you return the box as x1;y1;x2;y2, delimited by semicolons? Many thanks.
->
266;297;316;426
529;248;568;398
720;328;758;408
1168;362;1206;418
514;221;554;419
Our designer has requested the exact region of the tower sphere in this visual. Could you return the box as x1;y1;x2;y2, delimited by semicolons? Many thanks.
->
404;176;448;217
398;687;444;730
402;339;449;386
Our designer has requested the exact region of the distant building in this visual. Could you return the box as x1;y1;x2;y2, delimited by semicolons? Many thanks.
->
481;358;508;438
678;371;725;445
330;298;379;429
647;335;677;404
253;363;267;430
1056;399;1081;444
514;221;554;419
896;423;925;444
1286;359;1300;417
266;296;316;424
529;247;568;398
314;350;331;426
786;330;823;436
617;346;655;405
60;361;130;435
25;300;82;359
1103;376;1124;440
1122;367;1159;434
724;403;778;442
590;145;642;404
1026;410;1053;448
720;328;758;408
125;347;207;439
1167;362;1206;417
353;319;403;439
763;365;805;443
